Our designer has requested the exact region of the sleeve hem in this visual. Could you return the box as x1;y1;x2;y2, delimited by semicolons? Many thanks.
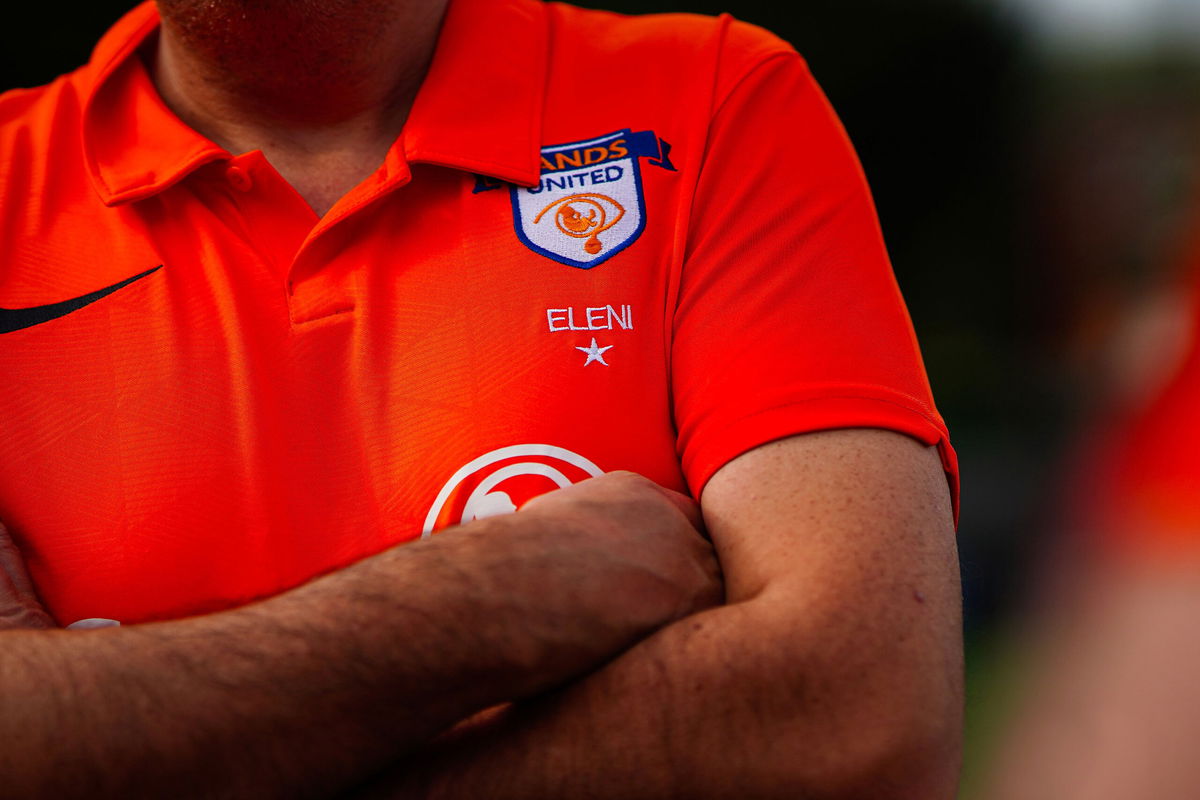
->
684;394;961;526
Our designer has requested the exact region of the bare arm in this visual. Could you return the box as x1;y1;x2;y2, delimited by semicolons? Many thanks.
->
369;429;963;799
0;474;720;800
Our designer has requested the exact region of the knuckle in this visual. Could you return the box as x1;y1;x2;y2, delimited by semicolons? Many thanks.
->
605;470;654;494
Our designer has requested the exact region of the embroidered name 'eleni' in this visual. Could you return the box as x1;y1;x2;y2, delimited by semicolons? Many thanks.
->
545;305;633;332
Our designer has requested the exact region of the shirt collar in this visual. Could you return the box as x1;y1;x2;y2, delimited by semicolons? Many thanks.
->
82;0;548;207
402;0;547;187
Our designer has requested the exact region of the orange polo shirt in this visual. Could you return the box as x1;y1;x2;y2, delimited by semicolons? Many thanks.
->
0;0;956;625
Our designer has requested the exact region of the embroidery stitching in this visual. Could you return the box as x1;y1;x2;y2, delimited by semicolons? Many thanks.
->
505;129;673;269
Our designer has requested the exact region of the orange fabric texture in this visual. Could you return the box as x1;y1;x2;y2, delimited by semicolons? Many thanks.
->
0;0;956;625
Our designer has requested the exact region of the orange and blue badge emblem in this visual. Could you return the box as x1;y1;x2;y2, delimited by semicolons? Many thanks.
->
489;130;675;269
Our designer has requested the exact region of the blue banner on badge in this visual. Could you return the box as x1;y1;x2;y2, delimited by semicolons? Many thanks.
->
509;129;675;269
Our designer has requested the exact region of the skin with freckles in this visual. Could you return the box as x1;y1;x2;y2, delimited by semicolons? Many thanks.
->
359;431;962;800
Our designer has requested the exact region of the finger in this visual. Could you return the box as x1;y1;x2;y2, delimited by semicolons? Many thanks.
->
0;521;38;597
0;521;55;629
644;484;706;534
595;472;706;534
0;566;20;604
0;606;56;631
0;566;54;631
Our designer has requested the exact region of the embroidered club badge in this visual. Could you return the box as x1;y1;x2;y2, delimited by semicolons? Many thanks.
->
508;129;675;269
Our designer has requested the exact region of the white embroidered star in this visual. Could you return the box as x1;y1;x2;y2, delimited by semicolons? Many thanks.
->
575;337;613;366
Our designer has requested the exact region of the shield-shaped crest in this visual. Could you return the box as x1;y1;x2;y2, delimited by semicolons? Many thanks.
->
511;130;650;269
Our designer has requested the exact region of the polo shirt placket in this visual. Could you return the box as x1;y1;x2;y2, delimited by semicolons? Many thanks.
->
0;0;957;627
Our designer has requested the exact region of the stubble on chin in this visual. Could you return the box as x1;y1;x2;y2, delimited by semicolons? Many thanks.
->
153;0;431;110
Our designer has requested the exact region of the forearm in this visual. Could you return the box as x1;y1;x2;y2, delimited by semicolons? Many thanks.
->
0;515;619;799
375;584;963;800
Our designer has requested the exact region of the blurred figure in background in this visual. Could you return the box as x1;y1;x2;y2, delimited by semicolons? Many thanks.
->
982;236;1200;799
978;1;1200;787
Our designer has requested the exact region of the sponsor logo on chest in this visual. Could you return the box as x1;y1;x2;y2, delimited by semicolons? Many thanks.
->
423;445;605;536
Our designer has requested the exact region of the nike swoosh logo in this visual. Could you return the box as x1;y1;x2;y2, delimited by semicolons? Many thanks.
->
0;265;163;334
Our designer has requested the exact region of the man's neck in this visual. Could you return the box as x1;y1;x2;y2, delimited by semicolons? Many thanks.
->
150;0;450;217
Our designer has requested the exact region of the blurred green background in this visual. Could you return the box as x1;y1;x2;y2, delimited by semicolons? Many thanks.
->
5;1;1199;795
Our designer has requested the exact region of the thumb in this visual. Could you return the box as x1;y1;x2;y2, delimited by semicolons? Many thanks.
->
646;484;706;535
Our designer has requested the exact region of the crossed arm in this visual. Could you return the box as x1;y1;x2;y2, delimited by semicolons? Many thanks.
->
0;474;719;799
0;428;961;799
365;429;964;799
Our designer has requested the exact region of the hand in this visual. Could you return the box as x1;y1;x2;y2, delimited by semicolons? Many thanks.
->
476;471;723;684
351;474;723;800
520;470;722;620
0;521;55;630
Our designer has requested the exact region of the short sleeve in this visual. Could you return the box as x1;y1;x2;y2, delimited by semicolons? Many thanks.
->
671;48;959;513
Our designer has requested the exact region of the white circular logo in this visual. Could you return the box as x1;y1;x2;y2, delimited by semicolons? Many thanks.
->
422;444;604;537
